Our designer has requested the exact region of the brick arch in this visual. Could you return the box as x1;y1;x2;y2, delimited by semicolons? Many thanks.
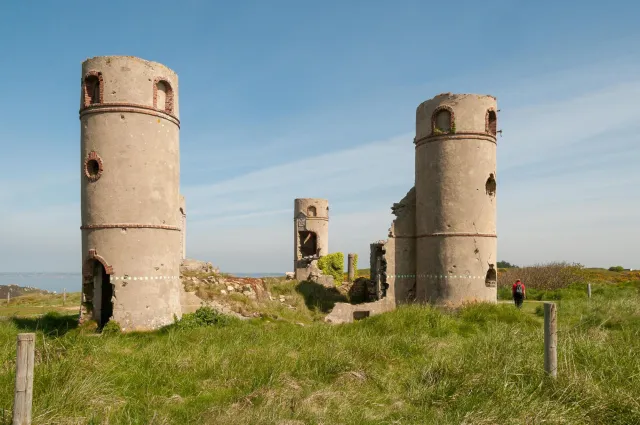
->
153;77;175;114
82;249;113;277
82;71;104;108
431;105;455;135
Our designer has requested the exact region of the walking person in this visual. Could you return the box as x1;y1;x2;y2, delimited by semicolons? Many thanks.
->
512;279;526;308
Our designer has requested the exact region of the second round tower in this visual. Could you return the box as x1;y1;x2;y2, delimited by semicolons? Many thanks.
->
414;93;498;305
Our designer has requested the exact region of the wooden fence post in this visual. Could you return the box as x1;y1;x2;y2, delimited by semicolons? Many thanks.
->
7;293;10;305
587;283;591;299
544;302;557;378
12;333;35;425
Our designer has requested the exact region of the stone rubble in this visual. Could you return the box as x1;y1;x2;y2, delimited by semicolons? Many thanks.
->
181;272;297;318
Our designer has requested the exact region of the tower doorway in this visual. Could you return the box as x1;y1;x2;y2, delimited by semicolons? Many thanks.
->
93;261;113;328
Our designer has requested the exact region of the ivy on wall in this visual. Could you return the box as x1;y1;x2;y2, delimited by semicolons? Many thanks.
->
318;252;344;285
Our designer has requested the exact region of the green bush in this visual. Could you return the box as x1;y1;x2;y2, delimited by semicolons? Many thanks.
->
608;266;625;272
352;254;358;275
318;252;344;285
175;306;233;329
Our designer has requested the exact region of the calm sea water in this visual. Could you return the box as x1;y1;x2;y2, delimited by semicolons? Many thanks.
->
0;272;284;293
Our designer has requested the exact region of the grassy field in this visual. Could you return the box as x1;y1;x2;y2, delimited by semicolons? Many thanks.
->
0;292;81;318
0;268;638;424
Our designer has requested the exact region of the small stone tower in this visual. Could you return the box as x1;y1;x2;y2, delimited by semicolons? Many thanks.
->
293;198;329;281
79;55;184;331
414;93;498;304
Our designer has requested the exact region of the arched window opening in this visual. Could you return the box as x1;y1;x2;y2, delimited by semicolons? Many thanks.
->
155;79;174;114
157;81;167;111
487;110;497;135
307;206;317;217
485;173;496;197
434;109;452;133
485;264;497;286
84;75;101;106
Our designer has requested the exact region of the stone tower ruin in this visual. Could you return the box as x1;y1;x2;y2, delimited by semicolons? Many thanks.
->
293;198;330;282
79;55;185;331
415;93;498;304
370;93;498;307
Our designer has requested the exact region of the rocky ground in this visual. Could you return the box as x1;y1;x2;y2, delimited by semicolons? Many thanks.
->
178;259;371;322
181;272;300;319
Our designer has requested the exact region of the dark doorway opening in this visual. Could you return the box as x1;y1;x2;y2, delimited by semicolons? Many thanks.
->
94;261;113;328
299;231;318;257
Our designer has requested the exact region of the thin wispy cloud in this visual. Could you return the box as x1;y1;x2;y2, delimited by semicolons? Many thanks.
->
184;71;640;273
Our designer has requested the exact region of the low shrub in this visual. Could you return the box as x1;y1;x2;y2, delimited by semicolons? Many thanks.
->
175;306;234;329
498;261;584;290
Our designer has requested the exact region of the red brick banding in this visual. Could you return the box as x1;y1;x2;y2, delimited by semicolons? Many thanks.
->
414;132;496;147
84;151;103;182
82;249;114;277
81;223;181;231
485;108;497;135
431;105;455;136
153;77;175;114
82;71;104;107
79;102;180;127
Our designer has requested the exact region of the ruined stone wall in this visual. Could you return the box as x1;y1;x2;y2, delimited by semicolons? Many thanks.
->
388;187;417;304
414;93;498;305
293;198;329;281
80;55;184;331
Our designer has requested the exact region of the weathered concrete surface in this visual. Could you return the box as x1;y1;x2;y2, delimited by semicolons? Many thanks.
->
293;198;330;281
324;299;395;324
80;56;184;331
414;93;498;305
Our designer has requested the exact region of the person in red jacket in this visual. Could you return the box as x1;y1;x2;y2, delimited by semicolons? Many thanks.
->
512;279;526;308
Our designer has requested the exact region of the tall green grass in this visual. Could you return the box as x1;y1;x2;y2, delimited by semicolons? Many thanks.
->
0;292;638;424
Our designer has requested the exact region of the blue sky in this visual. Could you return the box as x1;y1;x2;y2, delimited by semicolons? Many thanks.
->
0;0;638;273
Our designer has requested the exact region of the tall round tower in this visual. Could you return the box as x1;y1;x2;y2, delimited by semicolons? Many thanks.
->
79;55;183;331
293;198;329;280
414;93;498;305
